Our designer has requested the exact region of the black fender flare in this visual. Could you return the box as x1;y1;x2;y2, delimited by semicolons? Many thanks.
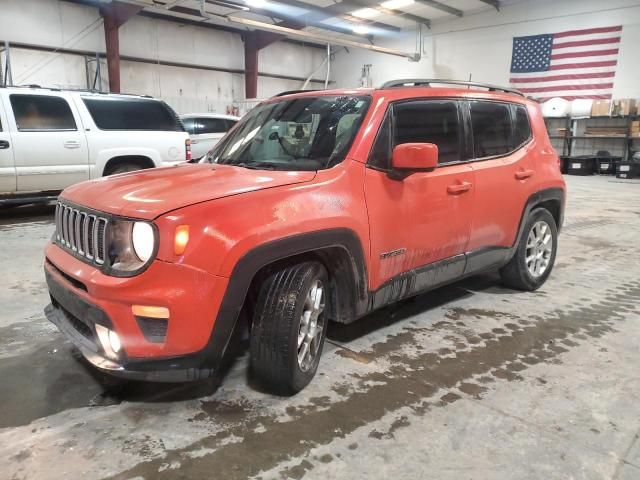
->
200;228;368;368
509;187;565;259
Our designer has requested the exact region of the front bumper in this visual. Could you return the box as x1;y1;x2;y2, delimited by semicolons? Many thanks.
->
44;242;230;382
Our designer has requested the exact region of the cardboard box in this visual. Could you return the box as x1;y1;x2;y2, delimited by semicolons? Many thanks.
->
591;100;612;116
613;99;637;116
630;120;640;132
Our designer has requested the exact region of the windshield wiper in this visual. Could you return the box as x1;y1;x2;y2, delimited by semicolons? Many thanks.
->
232;161;279;170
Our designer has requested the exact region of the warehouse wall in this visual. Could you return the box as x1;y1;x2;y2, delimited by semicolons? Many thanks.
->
332;0;640;99
0;0;330;113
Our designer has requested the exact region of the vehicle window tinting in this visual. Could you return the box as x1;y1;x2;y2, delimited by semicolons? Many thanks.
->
225;119;238;131
393;101;461;164
514;105;532;147
196;117;229;134
82;97;183;131
182;117;196;134
470;102;513;157
10;94;77;131
368;112;391;169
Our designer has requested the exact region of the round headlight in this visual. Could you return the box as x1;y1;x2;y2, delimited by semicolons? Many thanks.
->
132;222;155;262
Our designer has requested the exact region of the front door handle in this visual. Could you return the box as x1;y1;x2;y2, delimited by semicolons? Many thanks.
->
447;182;473;195
515;169;534;180
64;140;81;149
0;140;9;149
190;139;198;144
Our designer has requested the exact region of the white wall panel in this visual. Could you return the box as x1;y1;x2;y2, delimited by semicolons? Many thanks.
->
0;0;328;110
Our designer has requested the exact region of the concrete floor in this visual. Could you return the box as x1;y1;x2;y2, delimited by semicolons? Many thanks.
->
1;175;640;480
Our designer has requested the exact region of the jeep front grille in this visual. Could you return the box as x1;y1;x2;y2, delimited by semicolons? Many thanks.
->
54;202;108;265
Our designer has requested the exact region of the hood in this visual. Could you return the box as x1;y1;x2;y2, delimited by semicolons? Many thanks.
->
61;163;316;219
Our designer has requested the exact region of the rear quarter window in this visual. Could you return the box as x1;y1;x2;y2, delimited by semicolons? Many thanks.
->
82;97;183;131
514;105;532;147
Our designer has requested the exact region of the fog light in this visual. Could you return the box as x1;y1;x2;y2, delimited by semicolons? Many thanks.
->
95;324;122;359
108;329;121;353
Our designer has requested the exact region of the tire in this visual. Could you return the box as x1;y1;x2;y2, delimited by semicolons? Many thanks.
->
105;162;143;176
500;208;558;291
250;261;329;395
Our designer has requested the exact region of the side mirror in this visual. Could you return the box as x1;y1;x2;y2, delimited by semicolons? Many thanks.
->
391;143;438;176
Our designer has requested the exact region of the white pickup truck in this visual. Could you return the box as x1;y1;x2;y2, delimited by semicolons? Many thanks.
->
0;86;190;205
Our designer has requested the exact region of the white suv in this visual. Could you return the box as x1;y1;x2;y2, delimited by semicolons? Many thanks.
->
0;86;190;204
180;113;239;159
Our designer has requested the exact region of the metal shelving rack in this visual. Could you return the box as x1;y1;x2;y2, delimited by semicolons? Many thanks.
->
545;115;638;161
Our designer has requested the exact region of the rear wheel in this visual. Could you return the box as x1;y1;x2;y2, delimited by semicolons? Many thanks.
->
500;208;558;291
250;261;329;395
104;162;144;176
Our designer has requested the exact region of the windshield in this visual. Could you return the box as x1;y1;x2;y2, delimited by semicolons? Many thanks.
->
205;95;371;171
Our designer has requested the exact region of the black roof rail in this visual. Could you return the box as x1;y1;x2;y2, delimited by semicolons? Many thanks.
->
274;89;319;97
380;79;524;97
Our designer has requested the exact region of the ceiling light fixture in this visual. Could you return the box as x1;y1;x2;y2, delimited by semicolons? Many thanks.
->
246;0;268;8
352;25;370;35
380;0;415;9
352;7;380;19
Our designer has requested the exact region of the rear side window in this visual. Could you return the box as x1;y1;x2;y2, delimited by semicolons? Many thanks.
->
196;117;229;134
82;97;183;131
393;100;462;163
225;119;238;130
470;102;513;157
514;105;532;147
10;94;77;131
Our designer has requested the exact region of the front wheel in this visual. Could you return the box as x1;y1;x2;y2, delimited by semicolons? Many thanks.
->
500;208;558;291
250;261;329;395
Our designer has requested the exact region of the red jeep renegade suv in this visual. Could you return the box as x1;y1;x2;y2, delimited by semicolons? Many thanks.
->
44;80;566;394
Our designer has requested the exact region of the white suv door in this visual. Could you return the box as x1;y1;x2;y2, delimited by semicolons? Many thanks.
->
0;99;16;195
4;92;89;192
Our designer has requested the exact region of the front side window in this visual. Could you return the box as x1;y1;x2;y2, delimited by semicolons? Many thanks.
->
393;100;462;164
470;101;513;158
513;105;532;147
10;94;76;131
196;117;229;134
207;95;370;171
82;97;183;131
182;117;196;134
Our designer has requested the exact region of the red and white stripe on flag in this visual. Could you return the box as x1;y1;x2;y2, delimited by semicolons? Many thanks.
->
510;26;622;102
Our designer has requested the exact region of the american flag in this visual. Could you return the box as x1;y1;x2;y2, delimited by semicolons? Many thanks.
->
509;26;622;101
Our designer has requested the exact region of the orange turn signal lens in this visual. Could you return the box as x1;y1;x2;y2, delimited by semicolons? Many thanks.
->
174;225;190;255
132;305;170;319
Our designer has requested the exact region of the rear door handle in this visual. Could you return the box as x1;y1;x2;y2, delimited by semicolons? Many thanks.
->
515;169;534;180
0;140;9;149
447;182;472;195
64;140;81;149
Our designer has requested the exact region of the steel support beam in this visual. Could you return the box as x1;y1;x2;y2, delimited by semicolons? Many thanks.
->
415;0;463;17
100;1;142;93
243;20;305;99
478;0;500;11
